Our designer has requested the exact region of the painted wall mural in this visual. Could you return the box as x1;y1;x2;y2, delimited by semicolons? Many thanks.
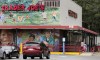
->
0;0;60;25
0;29;60;52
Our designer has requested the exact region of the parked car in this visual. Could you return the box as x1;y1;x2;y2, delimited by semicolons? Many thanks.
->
0;46;6;59
0;45;20;59
23;42;50;59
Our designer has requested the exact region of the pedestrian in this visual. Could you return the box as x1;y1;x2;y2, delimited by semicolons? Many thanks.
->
83;43;87;52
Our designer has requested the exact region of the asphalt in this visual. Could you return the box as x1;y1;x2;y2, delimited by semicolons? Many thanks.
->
3;53;100;60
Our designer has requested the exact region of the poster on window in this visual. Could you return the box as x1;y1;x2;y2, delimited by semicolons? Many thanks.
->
0;0;60;25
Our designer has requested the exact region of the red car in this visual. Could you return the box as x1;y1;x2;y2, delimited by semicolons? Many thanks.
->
22;42;50;59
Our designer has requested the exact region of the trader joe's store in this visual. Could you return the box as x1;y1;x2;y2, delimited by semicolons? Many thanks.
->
0;0;98;52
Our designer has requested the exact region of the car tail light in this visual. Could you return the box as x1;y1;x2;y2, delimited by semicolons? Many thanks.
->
23;46;28;50
36;47;40;49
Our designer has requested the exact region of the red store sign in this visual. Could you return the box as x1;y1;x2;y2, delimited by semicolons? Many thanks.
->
1;4;45;11
68;10;77;19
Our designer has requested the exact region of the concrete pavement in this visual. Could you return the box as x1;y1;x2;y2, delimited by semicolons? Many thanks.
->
93;52;100;56
80;52;100;56
80;52;94;56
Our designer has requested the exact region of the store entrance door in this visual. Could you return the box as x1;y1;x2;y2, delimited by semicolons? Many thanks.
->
59;30;68;52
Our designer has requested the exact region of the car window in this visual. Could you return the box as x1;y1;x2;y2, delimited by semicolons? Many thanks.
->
25;44;39;47
1;46;15;50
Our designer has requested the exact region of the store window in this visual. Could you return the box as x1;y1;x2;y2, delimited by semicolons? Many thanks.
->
47;2;49;6
44;0;60;8
68;31;82;45
50;1;51;7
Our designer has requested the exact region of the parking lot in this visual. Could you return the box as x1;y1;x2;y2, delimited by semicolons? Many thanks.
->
3;53;100;60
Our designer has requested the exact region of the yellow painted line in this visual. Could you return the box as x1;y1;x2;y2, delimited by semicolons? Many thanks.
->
51;52;81;55
65;52;80;55
50;52;63;54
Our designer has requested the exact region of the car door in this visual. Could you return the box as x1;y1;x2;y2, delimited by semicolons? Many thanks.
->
0;46;3;57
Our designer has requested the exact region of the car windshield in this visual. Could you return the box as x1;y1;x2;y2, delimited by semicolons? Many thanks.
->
25;44;38;46
1;46;15;50
25;42;39;47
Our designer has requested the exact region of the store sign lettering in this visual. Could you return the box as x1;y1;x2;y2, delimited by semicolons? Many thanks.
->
1;4;45;11
68;10;77;19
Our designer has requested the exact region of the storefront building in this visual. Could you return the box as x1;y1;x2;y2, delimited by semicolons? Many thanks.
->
0;0;98;52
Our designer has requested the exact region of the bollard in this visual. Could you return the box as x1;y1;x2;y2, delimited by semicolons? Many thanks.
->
62;38;65;54
63;41;65;54
20;43;23;54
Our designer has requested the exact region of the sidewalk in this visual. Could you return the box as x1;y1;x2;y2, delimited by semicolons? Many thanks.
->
92;52;100;56
80;52;94;56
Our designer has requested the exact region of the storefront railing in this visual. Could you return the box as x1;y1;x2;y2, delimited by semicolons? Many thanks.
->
93;46;100;52
59;44;82;52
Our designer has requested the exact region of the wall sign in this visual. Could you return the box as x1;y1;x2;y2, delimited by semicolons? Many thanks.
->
68;10;77;19
1;4;45;11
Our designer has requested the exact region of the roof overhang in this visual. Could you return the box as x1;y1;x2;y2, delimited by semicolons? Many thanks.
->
0;25;98;35
0;25;69;29
73;26;98;35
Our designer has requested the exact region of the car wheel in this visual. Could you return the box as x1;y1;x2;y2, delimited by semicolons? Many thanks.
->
40;53;43;59
1;53;6;59
23;55;27;59
16;55;19;58
8;54;12;59
31;56;34;59
16;56;19;59
46;53;50;59
16;52;19;58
